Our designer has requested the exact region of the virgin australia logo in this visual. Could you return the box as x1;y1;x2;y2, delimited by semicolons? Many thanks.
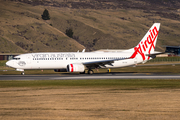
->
18;61;26;66
130;26;159;60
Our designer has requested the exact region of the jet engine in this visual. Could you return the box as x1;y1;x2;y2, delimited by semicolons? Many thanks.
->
67;63;85;72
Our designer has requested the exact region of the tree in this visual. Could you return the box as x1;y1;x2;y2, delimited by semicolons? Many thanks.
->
66;28;73;38
41;9;50;20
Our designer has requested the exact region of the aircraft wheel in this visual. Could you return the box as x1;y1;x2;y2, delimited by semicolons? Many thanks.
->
88;70;94;75
21;72;25;75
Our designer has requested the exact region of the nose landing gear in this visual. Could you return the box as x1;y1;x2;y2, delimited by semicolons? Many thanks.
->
16;69;25;75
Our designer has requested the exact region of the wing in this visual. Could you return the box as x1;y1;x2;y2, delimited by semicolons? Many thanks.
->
82;58;129;69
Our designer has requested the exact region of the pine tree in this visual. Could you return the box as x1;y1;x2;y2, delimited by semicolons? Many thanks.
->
41;9;50;20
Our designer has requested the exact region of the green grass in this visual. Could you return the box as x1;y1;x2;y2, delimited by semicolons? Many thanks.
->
148;57;180;62
0;61;6;67
0;79;180;89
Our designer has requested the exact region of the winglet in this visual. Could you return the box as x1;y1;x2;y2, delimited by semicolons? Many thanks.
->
82;49;85;52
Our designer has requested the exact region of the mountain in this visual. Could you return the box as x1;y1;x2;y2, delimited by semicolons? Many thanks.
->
1;0;180;53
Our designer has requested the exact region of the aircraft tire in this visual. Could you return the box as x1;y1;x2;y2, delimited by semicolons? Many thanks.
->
88;70;94;75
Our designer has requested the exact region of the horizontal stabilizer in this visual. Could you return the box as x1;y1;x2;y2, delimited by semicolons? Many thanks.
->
146;52;167;58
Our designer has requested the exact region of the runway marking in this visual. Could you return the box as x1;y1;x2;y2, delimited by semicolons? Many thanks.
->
52;75;180;80
1;73;180;80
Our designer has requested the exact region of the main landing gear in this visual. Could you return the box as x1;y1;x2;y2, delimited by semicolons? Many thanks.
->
21;72;25;75
88;69;94;75
80;69;94;74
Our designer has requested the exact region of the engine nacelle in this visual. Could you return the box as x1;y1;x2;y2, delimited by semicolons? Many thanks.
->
67;63;85;72
54;69;67;72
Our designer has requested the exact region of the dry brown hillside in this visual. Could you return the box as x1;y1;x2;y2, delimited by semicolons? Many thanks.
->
1;0;180;52
0;1;85;53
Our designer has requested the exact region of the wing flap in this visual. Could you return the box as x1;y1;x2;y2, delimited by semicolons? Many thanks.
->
82;58;129;69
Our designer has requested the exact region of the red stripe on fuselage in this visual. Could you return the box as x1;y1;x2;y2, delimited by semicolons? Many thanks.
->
70;64;73;72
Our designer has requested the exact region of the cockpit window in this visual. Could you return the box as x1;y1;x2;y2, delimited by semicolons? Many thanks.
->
13;58;20;60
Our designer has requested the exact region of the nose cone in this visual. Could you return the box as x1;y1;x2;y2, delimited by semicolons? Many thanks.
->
6;60;14;68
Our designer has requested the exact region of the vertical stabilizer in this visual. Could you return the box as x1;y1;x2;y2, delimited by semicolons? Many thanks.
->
130;23;160;61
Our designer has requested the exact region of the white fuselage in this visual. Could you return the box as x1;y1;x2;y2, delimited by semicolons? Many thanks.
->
6;51;143;70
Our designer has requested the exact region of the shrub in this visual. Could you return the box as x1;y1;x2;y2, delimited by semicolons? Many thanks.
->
66;28;73;38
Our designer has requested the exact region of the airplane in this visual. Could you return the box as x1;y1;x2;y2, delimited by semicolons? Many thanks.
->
6;23;161;75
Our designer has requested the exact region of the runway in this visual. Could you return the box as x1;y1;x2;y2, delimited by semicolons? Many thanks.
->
0;73;180;80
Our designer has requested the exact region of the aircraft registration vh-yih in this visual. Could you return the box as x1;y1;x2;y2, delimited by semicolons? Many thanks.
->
6;23;161;75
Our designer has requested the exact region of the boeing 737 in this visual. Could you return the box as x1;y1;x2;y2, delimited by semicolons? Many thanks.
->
6;23;161;75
